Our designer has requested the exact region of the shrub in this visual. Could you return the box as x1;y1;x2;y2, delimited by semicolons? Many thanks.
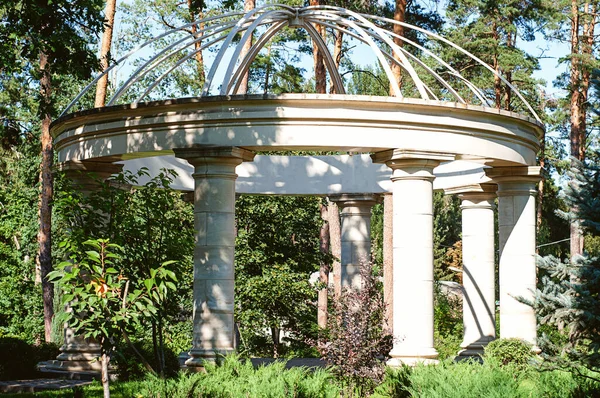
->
484;338;533;370
113;339;180;381
316;263;393;396
131;354;340;398
0;336;59;380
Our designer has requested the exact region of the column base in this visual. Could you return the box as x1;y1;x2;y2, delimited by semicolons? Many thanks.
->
183;348;235;368
387;347;439;366
456;336;495;360
38;341;102;379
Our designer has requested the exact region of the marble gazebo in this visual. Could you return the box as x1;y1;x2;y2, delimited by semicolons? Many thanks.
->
45;5;543;372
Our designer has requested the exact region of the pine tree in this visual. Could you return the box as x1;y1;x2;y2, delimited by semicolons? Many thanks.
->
534;155;600;380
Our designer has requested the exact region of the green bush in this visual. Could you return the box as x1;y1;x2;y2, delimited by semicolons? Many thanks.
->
484;338;533;370
375;360;596;398
130;354;340;398
113;339;180;380
0;336;59;380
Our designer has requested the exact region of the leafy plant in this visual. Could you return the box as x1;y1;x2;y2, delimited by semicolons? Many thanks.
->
484;338;533;371
316;262;393;396
49;239;177;397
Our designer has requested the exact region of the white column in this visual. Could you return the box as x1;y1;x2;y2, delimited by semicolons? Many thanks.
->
42;161;123;375
175;146;255;367
329;194;379;289
486;166;541;348
372;149;453;366
448;185;497;358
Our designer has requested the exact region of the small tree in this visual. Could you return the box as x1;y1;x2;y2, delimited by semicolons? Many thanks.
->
317;263;393;397
49;239;177;397
534;156;600;381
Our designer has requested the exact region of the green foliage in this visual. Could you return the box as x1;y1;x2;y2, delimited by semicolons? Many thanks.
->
379;360;592;398
0;137;44;341
534;156;600;380
433;192;462;282
113;339;180;381
132;355;340;398
54;168;194;372
49;239;177;351
235;195;327;357
484;338;533;370
433;283;463;361
317;263;393;397
0;336;59;381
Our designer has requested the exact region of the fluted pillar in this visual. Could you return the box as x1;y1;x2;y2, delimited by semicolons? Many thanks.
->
486;166;541;348
329;194;379;289
174;146;255;367
447;184;497;358
373;149;453;365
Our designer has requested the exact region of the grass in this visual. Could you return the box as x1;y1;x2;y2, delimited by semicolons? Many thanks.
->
5;357;600;397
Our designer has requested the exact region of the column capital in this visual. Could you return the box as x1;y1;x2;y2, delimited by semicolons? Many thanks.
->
56;160;124;192
56;160;123;178
328;193;381;208
445;183;497;202
173;146;255;165
485;166;541;197
371;149;454;166
485;166;541;182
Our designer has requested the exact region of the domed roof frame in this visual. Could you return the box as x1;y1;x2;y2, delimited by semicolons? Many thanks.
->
61;4;542;124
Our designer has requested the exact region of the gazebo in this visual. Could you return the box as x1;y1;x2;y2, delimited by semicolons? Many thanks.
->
46;5;542;372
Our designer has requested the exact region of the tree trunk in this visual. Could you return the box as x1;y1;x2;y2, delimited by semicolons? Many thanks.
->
101;351;110;398
383;194;393;328
237;0;255;94
310;0;326;94
271;326;280;358
187;1;206;87
94;0;117;108
492;22;502;109
568;0;595;258
38;51;54;343
328;201;342;298
390;0;406;95
318;204;330;328
329;31;344;94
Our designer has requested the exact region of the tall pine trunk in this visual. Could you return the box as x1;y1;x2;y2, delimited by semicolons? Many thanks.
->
38;51;54;342
568;0;596;258
237;0;255;94
310;0;326;94
95;0;117;108
390;0;406;95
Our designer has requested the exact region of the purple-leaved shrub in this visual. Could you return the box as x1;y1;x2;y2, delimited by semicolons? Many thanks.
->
317;263;393;396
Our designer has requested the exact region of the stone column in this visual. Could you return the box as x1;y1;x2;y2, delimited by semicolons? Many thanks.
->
329;194;379;289
382;193;393;329
174;146;255;367
447;184;497;359
372;149;453;365
486;166;541;348
41;160;123;376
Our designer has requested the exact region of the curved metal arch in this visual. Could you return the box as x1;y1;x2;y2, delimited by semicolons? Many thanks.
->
109;20;238;105
203;4;288;95
219;9;294;95
359;10;542;123
61;10;245;116
227;21;288;94
308;15;449;102
60;4;542;124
